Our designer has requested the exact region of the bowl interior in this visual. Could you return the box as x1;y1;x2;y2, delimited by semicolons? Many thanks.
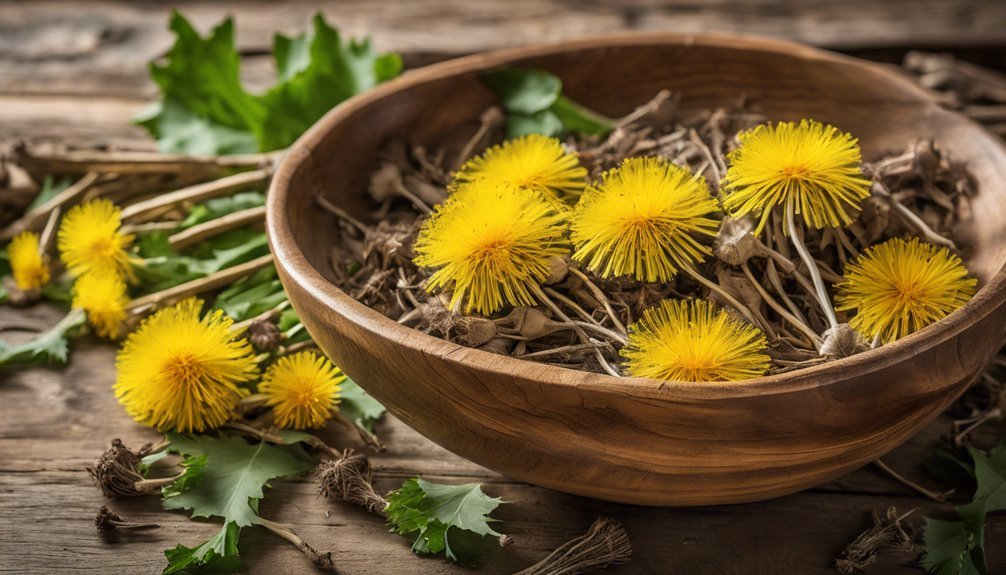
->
285;37;1006;300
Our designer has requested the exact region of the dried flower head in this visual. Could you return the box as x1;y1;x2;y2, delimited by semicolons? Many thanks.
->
73;271;129;339
414;182;568;315
247;318;283;351
835;237;976;343
722;120;871;235
58;198;135;279
7;231;49;291
87;439;145;497
622;299;770;382
114;298;258;432
570;157;719;282
260;351;344;430
453;134;587;210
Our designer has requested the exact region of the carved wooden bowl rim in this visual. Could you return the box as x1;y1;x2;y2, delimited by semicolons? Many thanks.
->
266;31;1006;401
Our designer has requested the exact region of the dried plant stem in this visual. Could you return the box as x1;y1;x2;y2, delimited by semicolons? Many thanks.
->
331;410;386;453
518;342;606;360
455;107;503;169
785;201;839;331
38;206;61;255
533;285;621;377
1;171;100;240
568;267;627;335
616;89;671;127
316;194;370;235
13;145;280;177
120;221;181;235
168;205;267;250
877;185;957;249
741;263;821;347
874;459;953;502
133;470;186;492
223;420;341;459
689;128;721;184
230;301;291;334
120;168;272;223
833;507;915;575
765;260;809;325
256;517;335;571
682;264;759;327
514;517;631;575
544;287;626;345
127;254;274;315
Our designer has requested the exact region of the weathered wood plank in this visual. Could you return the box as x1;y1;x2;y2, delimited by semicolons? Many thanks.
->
1;306;1004;573
1;0;1004;100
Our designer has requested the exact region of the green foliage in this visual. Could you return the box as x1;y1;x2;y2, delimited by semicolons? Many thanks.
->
384;478;504;561
180;191;266;229
0;309;84;367
256;14;402;151
135;231;270;293
160;434;315;574
162;434;314;527
339;376;386;432
28;175;73;211
164;521;242;574
481;68;614;139
211;266;287;322
136;11;401;155
921;443;1006;575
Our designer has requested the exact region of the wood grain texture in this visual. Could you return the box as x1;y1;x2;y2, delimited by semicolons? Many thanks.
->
2;307;1005;574
268;33;1006;505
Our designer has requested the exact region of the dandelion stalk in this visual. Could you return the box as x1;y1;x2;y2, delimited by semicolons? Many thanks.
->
568;267;627;335
786;199;839;330
532;285;621;377
741;263;821;347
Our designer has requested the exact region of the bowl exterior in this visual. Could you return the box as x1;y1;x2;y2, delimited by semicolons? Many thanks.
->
268;33;1006;505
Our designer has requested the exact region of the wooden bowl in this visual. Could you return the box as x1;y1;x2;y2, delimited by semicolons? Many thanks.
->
267;33;1006;506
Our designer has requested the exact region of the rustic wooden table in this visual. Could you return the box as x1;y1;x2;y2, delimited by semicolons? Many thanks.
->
1;2;1005;574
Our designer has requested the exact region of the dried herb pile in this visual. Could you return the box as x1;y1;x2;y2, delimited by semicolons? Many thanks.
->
320;86;977;377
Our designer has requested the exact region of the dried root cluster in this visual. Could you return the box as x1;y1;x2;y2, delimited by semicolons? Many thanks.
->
318;94;975;376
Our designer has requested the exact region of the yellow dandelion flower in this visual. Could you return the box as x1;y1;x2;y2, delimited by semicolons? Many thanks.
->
414;181;568;315
453;134;587;210
260;351;345;429
570;157;720;282
58;198;134;279
622;299;771;382
722;119;871;235
72;271;129;339
7;231;49;291
835;237;976;344
114;298;258;432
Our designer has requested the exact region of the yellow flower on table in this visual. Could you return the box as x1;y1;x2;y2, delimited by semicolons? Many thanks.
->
835;237;976;344
114;298;258;432
72;271;129;340
58;198;135;280
414;180;568;315
260;351;345;430
721;119;871;235
570;157;720;283
622;299;770;382
7;231;49;291
453;133;587;211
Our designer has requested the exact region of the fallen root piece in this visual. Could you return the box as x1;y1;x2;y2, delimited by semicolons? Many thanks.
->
832;506;915;575
514;517;631;575
94;505;160;534
316;449;388;514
